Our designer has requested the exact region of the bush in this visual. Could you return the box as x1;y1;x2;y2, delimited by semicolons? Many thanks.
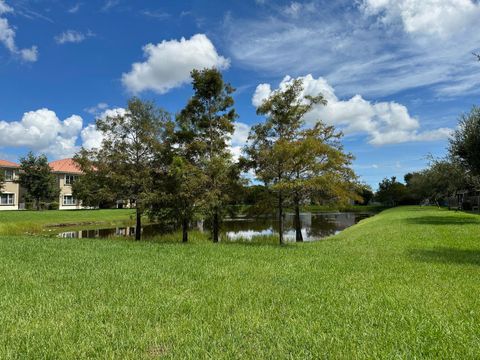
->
48;202;59;210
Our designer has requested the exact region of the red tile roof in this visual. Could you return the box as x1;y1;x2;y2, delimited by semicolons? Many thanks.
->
49;158;83;174
0;159;19;168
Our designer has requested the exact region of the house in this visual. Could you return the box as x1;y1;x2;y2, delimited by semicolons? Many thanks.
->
0;160;23;210
49;158;84;210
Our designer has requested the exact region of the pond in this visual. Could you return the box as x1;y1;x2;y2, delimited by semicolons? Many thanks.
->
56;212;372;242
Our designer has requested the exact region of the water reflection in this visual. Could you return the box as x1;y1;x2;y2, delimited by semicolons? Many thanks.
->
57;212;371;242
224;212;369;241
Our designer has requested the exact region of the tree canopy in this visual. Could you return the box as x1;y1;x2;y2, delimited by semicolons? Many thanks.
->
74;98;172;240
17;152;58;210
176;68;239;243
450;106;480;176
245;78;358;243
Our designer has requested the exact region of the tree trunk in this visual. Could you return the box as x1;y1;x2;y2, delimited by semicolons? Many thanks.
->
212;210;219;243
294;199;303;242
135;207;141;241
278;192;284;245
182;217;188;243
36;197;40;211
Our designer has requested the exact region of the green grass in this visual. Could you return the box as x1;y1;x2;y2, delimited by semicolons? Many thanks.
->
0;209;135;235
1;206;480;358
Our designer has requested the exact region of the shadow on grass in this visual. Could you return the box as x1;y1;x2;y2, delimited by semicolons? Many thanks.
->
409;247;480;266
405;216;480;225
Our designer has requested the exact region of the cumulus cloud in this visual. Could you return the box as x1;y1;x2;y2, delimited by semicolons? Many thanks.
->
252;74;452;145
122;34;230;94
80;108;126;150
55;30;94;44
0;0;38;62
0;109;83;158
228;122;250;161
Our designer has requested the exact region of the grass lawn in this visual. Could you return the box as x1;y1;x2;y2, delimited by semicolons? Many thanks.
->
1;206;480;358
0;209;136;235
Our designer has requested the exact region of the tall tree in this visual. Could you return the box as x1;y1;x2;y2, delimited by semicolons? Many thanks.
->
246;78;346;244
150;155;207;243
281;124;358;241
17;152;58;210
177;68;238;243
449;106;480;176
74;98;172;240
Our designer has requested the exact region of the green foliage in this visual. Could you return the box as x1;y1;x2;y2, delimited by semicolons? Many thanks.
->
176;68;240;242
75;98;173;240
375;176;407;206
149;156;208;242
2;207;480;358
17;152;59;210
450;106;480;176
406;158;474;204
245;78;358;243
356;183;374;205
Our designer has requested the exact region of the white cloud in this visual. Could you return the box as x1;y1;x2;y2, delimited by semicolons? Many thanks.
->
122;34;230;94
224;1;480;98
252;74;453;145
55;30;93;44
228;122;251;161
0;0;12;14
80;108;126;150
0;109;83;158
0;1;38;62
361;0;480;38
84;102;109;115
80;124;103;150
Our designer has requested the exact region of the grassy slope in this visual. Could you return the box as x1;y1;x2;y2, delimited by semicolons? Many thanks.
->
1;206;480;358
0;209;135;235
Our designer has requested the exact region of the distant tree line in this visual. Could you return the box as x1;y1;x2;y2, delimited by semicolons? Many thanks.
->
72;68;362;244
374;106;480;208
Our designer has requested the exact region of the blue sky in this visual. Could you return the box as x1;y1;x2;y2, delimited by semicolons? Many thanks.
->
0;0;479;189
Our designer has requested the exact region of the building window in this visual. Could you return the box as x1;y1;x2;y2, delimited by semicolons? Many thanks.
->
63;195;77;206
4;169;14;181
0;193;15;205
65;175;77;185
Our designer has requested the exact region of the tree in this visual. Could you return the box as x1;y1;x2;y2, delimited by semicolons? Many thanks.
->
176;68;238;243
74;98;172;240
407;158;474;206
150;155;207;243
449;106;480;176
17;152;58;210
357;184;374;205
72;155;118;209
375;177;407;206
245;78;357;243
279;124;358;242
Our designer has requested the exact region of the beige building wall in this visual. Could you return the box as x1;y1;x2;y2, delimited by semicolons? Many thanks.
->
56;173;84;210
0;168;21;211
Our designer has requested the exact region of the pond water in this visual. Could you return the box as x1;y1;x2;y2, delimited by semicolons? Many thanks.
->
56;212;372;242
